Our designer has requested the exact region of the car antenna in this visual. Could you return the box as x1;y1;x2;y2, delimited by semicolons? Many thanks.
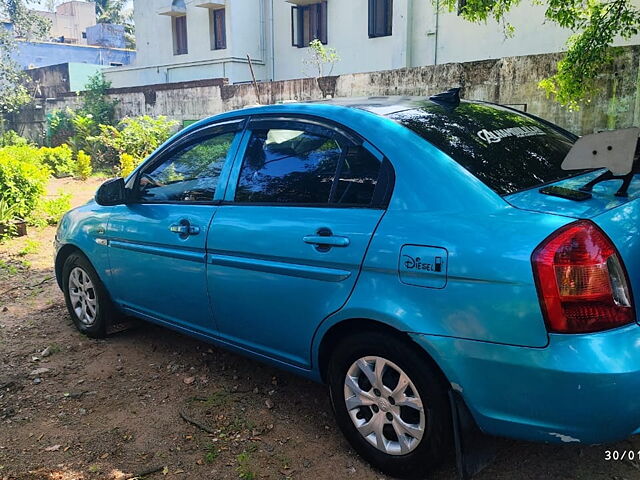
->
561;127;639;198
429;88;461;110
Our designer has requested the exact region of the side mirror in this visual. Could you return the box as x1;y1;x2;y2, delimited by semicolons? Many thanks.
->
95;178;128;206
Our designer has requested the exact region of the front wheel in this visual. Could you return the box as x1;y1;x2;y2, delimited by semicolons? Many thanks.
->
327;332;452;479
62;252;115;338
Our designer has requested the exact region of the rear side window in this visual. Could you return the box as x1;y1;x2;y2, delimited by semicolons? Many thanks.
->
390;103;580;196
235;123;385;206
334;146;381;205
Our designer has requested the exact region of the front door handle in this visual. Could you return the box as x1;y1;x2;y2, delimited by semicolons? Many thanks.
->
169;220;200;238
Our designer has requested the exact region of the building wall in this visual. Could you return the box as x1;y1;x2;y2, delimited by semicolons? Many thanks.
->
271;0;410;80
34;1;97;45
118;0;267;88
105;0;640;88
271;0;640;80
25;62;105;98
12;46;640;142
68;62;106;91
86;23;126;49
14;41;135;70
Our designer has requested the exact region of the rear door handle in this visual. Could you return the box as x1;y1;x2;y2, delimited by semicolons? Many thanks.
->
303;230;351;250
169;221;200;238
303;235;350;247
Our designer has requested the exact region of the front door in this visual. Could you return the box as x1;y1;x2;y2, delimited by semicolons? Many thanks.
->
107;121;243;334
207;117;392;367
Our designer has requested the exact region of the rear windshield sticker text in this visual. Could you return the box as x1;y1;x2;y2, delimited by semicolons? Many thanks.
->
477;126;545;144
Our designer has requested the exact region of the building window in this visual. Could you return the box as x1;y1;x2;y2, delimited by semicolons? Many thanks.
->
210;8;226;50
368;0;392;38
172;15;188;55
291;1;327;48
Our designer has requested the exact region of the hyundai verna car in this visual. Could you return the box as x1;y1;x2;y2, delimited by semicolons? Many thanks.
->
54;93;639;479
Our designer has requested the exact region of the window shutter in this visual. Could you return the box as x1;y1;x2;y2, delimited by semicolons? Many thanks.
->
291;6;299;47
385;0;393;36
173;15;188;55
368;0;375;37
318;1;328;44
308;4;318;43
214;9;226;49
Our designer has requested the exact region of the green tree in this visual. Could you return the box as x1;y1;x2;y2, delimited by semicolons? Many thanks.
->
0;0;51;131
303;39;340;77
80;72;119;126
1;0;51;39
0;29;31;122
441;0;640;109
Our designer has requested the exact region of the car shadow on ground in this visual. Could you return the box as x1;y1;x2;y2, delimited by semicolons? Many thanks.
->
99;320;640;480
1;262;639;479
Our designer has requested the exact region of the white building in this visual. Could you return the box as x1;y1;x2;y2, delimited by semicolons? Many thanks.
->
105;0;640;88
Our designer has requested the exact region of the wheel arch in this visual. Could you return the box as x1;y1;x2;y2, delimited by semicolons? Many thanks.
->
316;317;451;388
54;243;86;289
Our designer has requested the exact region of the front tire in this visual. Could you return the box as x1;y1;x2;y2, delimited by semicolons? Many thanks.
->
62;252;115;338
327;331;452;479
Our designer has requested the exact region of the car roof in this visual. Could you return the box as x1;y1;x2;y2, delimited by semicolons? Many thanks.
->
303;96;472;117
196;95;488;131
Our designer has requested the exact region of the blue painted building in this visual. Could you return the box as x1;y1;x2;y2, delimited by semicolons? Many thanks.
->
13;40;135;70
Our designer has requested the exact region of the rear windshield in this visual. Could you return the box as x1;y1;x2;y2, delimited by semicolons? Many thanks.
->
390;102;580;196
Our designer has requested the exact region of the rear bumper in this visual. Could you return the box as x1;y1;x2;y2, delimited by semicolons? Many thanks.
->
411;324;640;444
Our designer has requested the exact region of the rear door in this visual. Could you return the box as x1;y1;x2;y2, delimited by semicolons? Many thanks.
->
107;120;244;334
206;116;393;367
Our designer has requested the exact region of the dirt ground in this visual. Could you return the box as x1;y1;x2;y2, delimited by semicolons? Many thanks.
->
1;177;640;480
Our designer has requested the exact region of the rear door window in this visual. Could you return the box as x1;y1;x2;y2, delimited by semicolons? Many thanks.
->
390;103;583;195
235;128;341;204
234;121;386;206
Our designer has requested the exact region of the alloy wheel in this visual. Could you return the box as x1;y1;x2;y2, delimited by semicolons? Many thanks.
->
68;267;98;326
343;356;426;455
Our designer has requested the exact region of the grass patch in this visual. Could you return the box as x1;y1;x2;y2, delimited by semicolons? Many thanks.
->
204;443;219;464
236;449;256;480
190;391;231;408
18;239;40;257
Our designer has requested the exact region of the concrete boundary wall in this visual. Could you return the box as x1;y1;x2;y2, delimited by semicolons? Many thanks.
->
10;46;640;141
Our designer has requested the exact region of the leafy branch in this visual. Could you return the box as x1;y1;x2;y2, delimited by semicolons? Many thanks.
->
440;0;640;109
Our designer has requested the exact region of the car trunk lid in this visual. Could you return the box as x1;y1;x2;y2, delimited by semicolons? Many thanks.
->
504;170;640;219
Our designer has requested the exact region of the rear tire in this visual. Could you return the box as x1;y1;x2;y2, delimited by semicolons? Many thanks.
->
62;252;116;338
327;331;452;479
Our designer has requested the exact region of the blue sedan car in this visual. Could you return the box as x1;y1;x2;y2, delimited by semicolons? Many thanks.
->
55;94;639;478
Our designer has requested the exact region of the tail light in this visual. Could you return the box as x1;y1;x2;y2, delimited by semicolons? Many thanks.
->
532;220;634;333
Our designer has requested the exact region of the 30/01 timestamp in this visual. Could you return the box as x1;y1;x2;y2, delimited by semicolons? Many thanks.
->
604;450;640;461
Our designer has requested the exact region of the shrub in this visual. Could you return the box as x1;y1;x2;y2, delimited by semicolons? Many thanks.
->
94;115;178;163
80;72;118;126
68;113;101;156
0;198;19;224
75;150;92;180
46;109;75;147
0;130;30;147
0;152;50;218
0;145;44;166
29;193;72;227
119;152;141;178
41;144;74;177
